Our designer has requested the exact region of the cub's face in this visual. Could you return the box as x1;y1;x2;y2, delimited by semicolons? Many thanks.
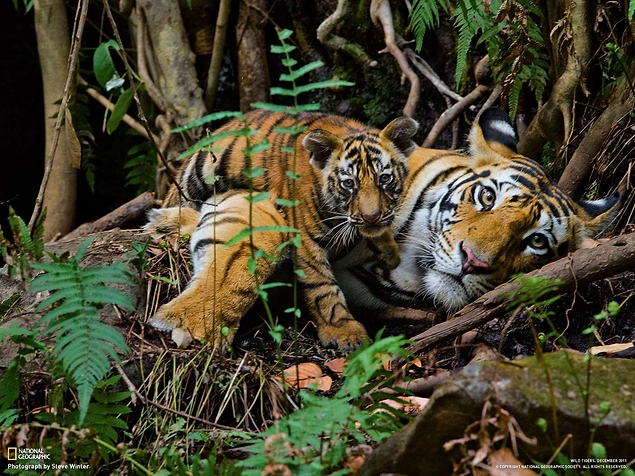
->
302;116;417;241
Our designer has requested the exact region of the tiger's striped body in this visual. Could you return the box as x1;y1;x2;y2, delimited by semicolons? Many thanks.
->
153;110;418;349
148;109;619;349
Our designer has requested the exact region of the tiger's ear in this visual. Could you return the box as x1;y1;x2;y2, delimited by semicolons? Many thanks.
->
303;129;342;170
380;116;419;158
469;108;517;159
578;193;621;235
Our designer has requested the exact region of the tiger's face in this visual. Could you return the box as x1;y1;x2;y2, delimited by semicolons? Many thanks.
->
303;116;417;242
402;109;620;311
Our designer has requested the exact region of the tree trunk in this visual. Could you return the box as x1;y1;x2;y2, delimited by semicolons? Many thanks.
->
34;0;76;241
138;0;207;125
236;0;271;112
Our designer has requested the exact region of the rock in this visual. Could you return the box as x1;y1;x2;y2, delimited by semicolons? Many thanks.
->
360;351;635;476
172;328;193;349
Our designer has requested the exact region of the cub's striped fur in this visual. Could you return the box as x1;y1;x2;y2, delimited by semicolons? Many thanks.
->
152;111;418;349
336;108;620;311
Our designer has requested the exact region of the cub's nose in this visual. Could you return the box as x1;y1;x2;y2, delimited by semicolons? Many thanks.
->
361;210;382;224
460;243;489;274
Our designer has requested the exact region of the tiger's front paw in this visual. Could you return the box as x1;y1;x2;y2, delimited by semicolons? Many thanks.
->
318;319;369;351
376;247;401;270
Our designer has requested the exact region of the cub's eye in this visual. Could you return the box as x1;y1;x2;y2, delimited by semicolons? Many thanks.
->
528;233;548;250
379;173;393;185
477;186;496;210
341;178;355;189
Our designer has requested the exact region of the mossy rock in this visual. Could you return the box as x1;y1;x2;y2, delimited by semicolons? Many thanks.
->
361;351;635;476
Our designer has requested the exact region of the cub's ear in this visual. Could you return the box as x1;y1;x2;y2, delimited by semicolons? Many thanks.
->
380;116;419;158
578;193;621;235
303;129;342;170
469;108;517;159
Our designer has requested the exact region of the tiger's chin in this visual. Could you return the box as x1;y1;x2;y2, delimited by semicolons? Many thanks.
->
422;270;471;313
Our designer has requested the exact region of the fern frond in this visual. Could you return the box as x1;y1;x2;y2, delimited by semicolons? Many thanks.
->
30;238;133;426
410;0;450;51
453;0;490;86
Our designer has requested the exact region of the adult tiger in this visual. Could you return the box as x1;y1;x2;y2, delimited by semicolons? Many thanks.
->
150;110;419;349
148;109;619;350
334;108;620;312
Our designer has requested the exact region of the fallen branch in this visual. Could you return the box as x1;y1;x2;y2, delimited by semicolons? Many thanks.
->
370;0;420;117
316;0;377;66
405;232;635;357
63;192;158;240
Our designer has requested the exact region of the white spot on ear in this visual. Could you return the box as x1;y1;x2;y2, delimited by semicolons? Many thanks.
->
489;120;515;139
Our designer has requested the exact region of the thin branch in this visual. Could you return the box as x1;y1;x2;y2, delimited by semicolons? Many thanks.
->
404;47;464;102
422;84;490;147
78;77;159;142
316;0;378;66
204;0;232;111
28;0;88;233
135;7;169;112
370;0;420;117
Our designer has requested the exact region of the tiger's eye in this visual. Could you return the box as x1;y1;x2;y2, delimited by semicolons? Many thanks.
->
341;178;355;189
478;186;496;210
379;173;393;185
530;233;547;249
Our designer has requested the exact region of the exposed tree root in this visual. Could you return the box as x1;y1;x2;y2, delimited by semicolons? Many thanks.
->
517;0;592;158
370;0;420;117
316;0;378;67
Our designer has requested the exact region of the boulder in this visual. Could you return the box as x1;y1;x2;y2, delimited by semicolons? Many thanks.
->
361;351;635;476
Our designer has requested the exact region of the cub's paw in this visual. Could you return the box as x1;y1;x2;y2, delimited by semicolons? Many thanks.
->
376;247;401;271
318;319;369;351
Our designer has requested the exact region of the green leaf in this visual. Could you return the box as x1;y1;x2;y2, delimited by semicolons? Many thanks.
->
295;80;355;95
225;225;300;247
106;87;134;134
286;171;301;180
250;102;296;113
630;0;635;21
242;167;266;179
277;29;294;41
93;40;120;90
176;129;248;161
280;61;323;82
171;110;244;133
271;43;297;54
270;86;296;97
244;139;270;155
249;191;271;203
275;198;299;207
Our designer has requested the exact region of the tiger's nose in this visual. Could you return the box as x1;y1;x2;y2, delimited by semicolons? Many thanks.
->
361;210;382;224
460;243;489;274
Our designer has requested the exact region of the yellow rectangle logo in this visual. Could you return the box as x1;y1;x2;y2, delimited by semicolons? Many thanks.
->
7;447;17;460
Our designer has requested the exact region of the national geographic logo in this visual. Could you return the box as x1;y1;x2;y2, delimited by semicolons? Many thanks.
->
7;447;17;460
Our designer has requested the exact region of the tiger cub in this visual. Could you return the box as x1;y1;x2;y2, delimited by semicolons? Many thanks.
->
153;111;418;349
